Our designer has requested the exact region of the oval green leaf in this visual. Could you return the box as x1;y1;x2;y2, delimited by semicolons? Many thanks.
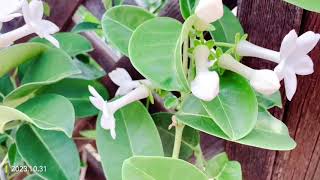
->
179;0;197;20
40;79;108;118
16;124;80;180
283;0;320;13
102;5;155;56
152;112;199;160
31;32;93;56
3;48;80;107
122;156;208;180
96;102;163;180
129;17;189;91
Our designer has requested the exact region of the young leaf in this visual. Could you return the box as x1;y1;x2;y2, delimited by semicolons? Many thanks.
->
40;79;109;118
179;0;197;20
256;91;282;109
152;112;199;160
3;48;80;107
210;6;244;43
31;33;93;57
282;0;320;13
205;152;242;180
16;124;80;180
96;102;163;180
0;43;48;77
129;17;189;91
122;156;208;180
72;22;101;33
102;5;155;56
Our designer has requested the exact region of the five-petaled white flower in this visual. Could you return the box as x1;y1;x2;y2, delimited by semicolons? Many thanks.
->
0;0;60;48
191;45;220;101
89;68;151;139
194;0;224;31
219;54;280;95
236;30;320;100
0;0;23;30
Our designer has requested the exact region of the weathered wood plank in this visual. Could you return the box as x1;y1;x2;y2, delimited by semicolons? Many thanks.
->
226;0;303;180
271;12;320;180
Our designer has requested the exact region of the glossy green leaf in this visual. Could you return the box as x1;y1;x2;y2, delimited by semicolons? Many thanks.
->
177;106;296;150
182;72;258;140
24;174;44;180
8;144;22;166
152;112;199;160
4;48;80;107
31;33;93;56
40;79;108;118
283;0;320;13
71;59;106;80
122;156;208;180
129;17;189;91
179;0;197;19
210;6;243;43
96;102;163;180
0;74;15;96
205;152;242;180
16;124;80;180
102;5;155;55
256;91;282;109
0;43;48;77
72;22;101;33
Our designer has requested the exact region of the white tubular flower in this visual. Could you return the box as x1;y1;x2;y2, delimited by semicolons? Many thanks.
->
89;68;150;139
219;54;280;95
109;68;151;96
191;45;220;101
0;0;23;29
236;30;320;100
0;0;60;48
194;0;224;31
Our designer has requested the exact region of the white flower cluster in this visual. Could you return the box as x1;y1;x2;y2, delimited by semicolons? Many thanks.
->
192;0;320;102
0;0;60;48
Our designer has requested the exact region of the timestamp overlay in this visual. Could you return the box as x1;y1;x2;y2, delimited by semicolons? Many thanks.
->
6;165;47;173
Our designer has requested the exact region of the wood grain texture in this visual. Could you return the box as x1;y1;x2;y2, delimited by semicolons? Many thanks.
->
226;1;303;180
271;12;320;180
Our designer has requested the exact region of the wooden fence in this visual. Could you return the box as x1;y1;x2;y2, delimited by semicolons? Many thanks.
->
2;0;320;179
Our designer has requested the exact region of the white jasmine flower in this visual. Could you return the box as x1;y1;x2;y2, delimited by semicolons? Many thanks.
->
194;0;224;31
236;30;320;100
89;69;150;139
0;0;23;29
219;54;280;95
191;45;220;101
109;68;151;96
0;0;60;48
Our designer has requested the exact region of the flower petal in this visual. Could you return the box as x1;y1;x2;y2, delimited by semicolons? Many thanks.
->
33;20;59;37
296;31;320;54
0;13;22;22
88;85;105;110
280;30;298;60
250;69;280;95
191;71;220;101
109;68;134;86
293;55;314;75
22;0;32;24
0;0;22;17
284;69;297;101
195;0;224;24
28;0;43;21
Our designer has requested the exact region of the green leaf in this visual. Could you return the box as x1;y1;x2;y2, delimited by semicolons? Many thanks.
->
122;156;208;180
102;0;112;9
71;59;106;80
24;174;44;180
129;17;189;91
31;33;93;57
96;102;163;180
0;74;15;96
40;79;108;118
152;113;199;160
0;43;48;77
80;130;96;140
210;6;243;43
17;94;75;137
102;5;155;55
181;72;258;140
16;124;80;180
72;22;101;33
8;144;22;166
179;0;197;19
283;0;320;13
4;48;80;107
176;107;296;150
256;91;282;109
205;152;242;180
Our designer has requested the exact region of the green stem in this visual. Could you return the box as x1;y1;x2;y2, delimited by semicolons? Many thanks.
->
183;37;189;75
172;121;185;159
215;42;234;48
194;144;207;171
